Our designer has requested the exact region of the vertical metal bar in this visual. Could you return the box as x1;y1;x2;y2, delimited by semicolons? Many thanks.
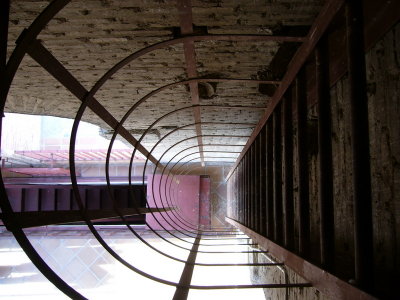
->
273;105;283;243
242;156;244;224
296;69;310;257
266;120;274;238
243;158;245;225
240;158;245;224
236;164;239;221
252;143;257;231
237;164;240;222
247;152;251;228
173;233;202;300
283;88;294;250
239;161;242;223
240;161;243;223
346;0;373;290
250;146;254;230
259;126;267;236
233;169;237;220
244;152;249;227
316;38;335;270
254;137;258;232
254;136;260;233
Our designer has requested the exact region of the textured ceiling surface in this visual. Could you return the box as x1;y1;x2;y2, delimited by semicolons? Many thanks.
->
6;0;323;163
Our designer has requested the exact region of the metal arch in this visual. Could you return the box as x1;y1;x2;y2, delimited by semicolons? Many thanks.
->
143;135;249;237
102;121;255;244
63;61;268;266
138;122;253;232
106;126;248;238
153;148;240;233
111;136;248;247
64;57;269;246
95;75;267;210
125;103;260;193
83;81;260;251
160;155;239;236
0;1;86;299
106;104;262;237
70;108;283;288
0;0;316;295
68;93;210;288
69;107;256;288
151;151;239;235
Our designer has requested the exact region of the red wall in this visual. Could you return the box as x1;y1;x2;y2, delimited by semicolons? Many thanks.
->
146;174;210;231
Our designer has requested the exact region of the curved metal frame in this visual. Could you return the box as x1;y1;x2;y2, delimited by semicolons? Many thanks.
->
0;0;315;297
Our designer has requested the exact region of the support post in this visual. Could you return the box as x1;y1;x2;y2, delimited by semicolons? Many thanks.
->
316;38;335;270
259;126;267;236
254;136;260;233
273;105;283;243
346;0;373;290
296;70;310;257
283;88;294;250
250;145;255;230
266;120;274;238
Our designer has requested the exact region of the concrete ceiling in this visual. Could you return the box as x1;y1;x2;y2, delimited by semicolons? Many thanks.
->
5;0;324;165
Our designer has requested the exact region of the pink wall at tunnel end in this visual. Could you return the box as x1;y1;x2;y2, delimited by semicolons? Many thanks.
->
146;174;210;230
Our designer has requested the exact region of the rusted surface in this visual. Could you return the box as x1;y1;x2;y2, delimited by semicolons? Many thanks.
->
315;39;335;270
273;105;283;243
296;70;310;258
282;91;294;250
346;1;373;290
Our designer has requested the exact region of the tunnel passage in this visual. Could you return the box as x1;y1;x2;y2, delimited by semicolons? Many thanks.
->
1;0;399;299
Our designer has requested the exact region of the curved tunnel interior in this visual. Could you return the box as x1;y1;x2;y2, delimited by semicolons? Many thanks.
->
1;0;399;299
0;1;305;298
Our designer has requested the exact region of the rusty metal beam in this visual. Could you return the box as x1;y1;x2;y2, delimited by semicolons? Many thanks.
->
250;145;255;230
273;104;283;243
259;126;267;236
226;0;345;180
282;89;294;250
296;70;310;258
315;38;335;270
177;0;204;164
346;0;373;291
173;233;201;299
226;217;377;300
254;136;260;233
266;120;274;238
26;40;160;166
0;207;174;228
